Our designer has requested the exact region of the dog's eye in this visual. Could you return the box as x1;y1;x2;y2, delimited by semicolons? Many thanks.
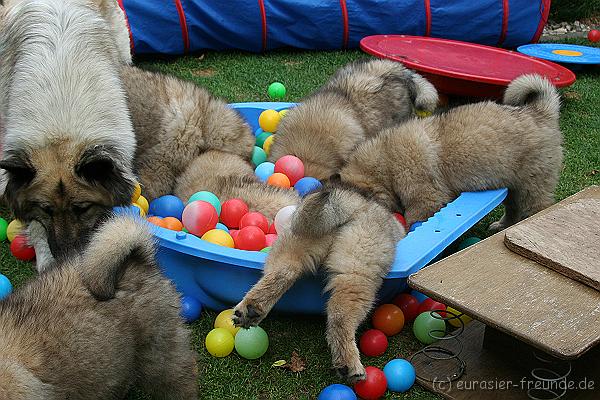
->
72;203;93;215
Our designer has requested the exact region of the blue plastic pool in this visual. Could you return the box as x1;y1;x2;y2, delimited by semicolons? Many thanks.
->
150;102;508;314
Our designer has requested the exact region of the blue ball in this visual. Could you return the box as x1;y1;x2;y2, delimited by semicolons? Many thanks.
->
255;127;264;137
148;195;185;220
0;274;13;301
187;191;221;215
410;289;429;303
383;359;416;393
180;296;202;323
294;177;322;197
317;384;357;400
255;162;275;182
215;223;230;233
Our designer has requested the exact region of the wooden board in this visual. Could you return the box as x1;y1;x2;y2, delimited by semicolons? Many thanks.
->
504;199;600;291
408;186;600;360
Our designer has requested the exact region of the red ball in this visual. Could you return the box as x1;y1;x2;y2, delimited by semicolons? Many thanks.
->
10;235;36;261
239;212;269;233
372;304;405;336
220;199;249;228
229;229;239;241
393;293;420;322
268;223;277;234
394;213;408;231
182;201;218;237
588;29;600;43
274;155;305;185
265;233;278;247
418;298;447;318
354;366;387;400
234;226;266;251
359;329;388;357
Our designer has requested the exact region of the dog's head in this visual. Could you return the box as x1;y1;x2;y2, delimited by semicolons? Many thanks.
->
0;141;135;260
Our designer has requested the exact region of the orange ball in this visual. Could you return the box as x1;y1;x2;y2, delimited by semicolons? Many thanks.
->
267;172;291;189
162;217;183;231
147;216;166;228
372;304;405;336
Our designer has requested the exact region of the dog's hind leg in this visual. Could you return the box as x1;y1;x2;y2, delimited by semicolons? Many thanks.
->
489;184;556;232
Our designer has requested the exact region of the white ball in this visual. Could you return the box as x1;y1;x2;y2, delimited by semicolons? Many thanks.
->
274;205;297;233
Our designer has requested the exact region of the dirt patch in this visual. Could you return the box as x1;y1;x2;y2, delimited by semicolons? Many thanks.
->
192;68;216;77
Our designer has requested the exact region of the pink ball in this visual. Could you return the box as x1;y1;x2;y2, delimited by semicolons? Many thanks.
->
274;155;305;185
234;226;266;251
265;233;278;247
182;201;218;237
220;199;249;229
239;212;269;234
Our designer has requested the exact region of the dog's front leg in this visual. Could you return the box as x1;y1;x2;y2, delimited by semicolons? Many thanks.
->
27;221;56;273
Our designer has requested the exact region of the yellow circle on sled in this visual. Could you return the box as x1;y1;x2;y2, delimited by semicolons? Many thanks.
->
551;49;583;57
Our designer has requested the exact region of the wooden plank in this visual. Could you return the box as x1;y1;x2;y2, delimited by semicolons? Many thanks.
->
408;186;600;360
504;199;600;291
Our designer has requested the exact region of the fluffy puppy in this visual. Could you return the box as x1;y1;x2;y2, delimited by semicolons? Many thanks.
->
121;65;255;200
269;59;439;180
339;74;563;231
233;184;404;382
0;0;137;271
0;216;198;400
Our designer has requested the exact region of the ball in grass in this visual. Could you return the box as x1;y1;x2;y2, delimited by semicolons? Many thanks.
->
258;109;281;133
214;309;240;336
383;359;416;393
354;366;387;400
0;217;8;241
294;176;322;197
392;293;420;322
239;212;269;234
267;172;291;189
268;82;286;99
413;311;446;345
148;195;185;220
457;236;481;251
359;329;388;357
220;198;249;229
263;135;275;155
10;235;35;261
234;226;266;251
180;295;202;323
7;219;24;242
256;131;273;147
371;303;405;336
234;326;269;359
274;155;304;185
255;162;275;182
274;205;297;233
588;29;600;43
205;328;235;357
0;274;13;301
446;306;473;328
187;191;221;215
215;223;230;233
317;384;357;400
201;229;235;248
252;146;268;167
182;200;218;236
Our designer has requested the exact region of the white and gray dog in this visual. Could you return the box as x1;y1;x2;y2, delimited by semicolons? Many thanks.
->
0;0;135;271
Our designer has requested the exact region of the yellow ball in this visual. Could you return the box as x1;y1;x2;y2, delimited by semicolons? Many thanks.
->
201;229;234;248
416;110;432;118
7;220;24;242
214;309;241;336
135;195;149;214
278;109;288;118
205;328;235;357
132;203;146;217
263;134;275;155
446;306;473;328
258;109;281;133
131;183;142;202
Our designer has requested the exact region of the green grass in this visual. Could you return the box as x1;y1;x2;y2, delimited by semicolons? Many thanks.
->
1;44;599;399
550;0;600;22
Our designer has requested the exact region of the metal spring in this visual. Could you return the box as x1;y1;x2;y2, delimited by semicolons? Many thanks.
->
409;309;467;382
527;351;572;400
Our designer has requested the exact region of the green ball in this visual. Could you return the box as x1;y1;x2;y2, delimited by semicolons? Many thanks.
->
0;217;7;241
268;82;286;99
260;247;271;253
255;131;273;147
457;236;481;251
188;191;221;216
413;312;446;345
252;146;268;167
234;326;269;359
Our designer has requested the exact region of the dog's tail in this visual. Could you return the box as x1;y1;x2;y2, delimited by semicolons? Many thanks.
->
406;70;439;113
503;74;561;123
79;214;157;301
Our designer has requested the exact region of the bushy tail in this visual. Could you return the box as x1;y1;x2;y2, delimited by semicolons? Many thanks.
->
503;74;561;122
79;214;157;300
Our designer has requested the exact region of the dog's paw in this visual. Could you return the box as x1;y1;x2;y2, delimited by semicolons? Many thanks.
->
334;364;367;384
488;220;508;233
232;301;264;328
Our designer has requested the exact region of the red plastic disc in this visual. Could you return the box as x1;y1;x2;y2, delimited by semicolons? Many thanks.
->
360;35;576;98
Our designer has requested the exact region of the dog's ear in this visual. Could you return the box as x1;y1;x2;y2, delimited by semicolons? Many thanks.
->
75;146;134;204
0;151;36;191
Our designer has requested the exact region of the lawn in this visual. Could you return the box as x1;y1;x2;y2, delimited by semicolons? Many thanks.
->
1;41;599;399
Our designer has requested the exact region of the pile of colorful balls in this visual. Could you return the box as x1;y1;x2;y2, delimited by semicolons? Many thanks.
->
0;217;36;262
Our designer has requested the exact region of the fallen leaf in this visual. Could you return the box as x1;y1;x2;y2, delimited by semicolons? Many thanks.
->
283;351;306;373
272;360;287;367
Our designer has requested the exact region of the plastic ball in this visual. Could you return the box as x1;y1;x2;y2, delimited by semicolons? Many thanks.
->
131;182;142;202
215;223;230;233
268;223;277;234
265;233;278;247
135;195;149;214
394;213;409;231
229;229;239;241
294;176;322;197
0;274;12;301
180;295;202;323
0;217;8;241
354;366;387;400
161;217;183;231
252;146;268;167
278;109;288;118
255;162;275;182
258;109;281;133
260;247;271;253
147;216;166;228
239;212;269;234
187;191;221;215
235;226;266;251
588;29;600;43
457;236;481;251
417;298;446;317
383;359;416;393
410;290;429;303
413;312;446;344
201;229;234;248
214;309;240;336
274;205;297;233
182;200;218;236
359;329;388;357
372;304;405;336
256;131;273;147
234;326;269;359
263;135;275;155
274;155;305;185
148;195;185;220
205;328;235;357
220;199;249;228
317;384;357;400
268;82;286;99
6;220;24;242
393;293;420;322
446;306;473;328
10;235;35;261
267;172;291;189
